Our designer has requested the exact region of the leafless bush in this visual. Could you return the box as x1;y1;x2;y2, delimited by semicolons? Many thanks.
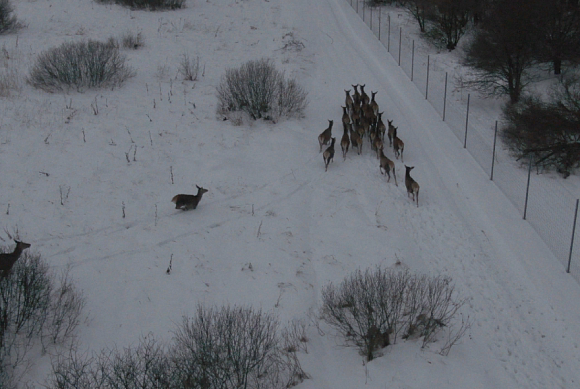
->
94;0;185;10
178;53;199;81
321;267;468;361
217;58;308;121
0;249;85;388
120;31;144;50
0;0;24;35
171;304;307;389
28;39;135;92
48;335;174;389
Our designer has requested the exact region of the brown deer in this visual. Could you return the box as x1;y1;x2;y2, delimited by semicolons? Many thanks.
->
376;112;386;141
373;135;384;160
344;89;354;115
0;240;31;277
405;165;420;207
341;122;350;160
392;126;404;162
355;118;366;149
350;126;362;155
351;84;361;107
318;120;334;152
369;91;379;116
387;119;395;147
341;106;350;128
172;185;208;210
323;137;336;172
359;84;370;106
379;149;397;186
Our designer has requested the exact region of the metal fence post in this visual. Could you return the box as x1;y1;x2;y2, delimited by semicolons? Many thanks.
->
567;199;579;273
370;8;373;31
523;155;533;220
491;121;498;180
398;27;402;66
443;72;448;121
425;55;430;99
387;14;391;52
463;93;470;148
378;9;381;41
411;40;415;82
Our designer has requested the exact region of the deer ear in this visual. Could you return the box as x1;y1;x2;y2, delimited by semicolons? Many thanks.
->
196;185;200;189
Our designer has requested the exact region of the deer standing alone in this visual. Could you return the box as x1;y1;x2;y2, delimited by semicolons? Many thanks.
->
379;150;397;186
392;126;404;162
318;120;334;152
323;137;336;172
172;185;208;210
404;165;420;207
0;240;31;277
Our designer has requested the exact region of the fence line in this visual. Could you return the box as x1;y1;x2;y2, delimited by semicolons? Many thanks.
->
347;0;580;280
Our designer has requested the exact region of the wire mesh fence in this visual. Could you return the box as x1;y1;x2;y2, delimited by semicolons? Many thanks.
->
348;0;580;281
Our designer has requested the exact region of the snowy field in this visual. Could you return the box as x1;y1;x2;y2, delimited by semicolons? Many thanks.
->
1;0;580;387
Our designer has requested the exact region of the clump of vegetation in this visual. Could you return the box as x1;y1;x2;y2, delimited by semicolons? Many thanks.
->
94;0;185;11
502;76;580;178
320;266;470;361
0;0;23;34
119;31;144;50
28;39;135;92
217;58;308;122
178;53;200;81
0;242;86;389
47;305;309;389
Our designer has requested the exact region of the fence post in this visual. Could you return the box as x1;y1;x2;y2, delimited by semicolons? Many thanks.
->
443;72;448;121
378;9;381;41
567;199;579;273
370;8;373;31
523;155;533;220
425;55;430;100
490;121;498;180
387;14;391;52
411;40;415;82
463;93;470;148
398;27;402;66
356;0;358;14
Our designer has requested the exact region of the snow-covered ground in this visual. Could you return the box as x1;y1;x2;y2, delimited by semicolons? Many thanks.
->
1;0;580;387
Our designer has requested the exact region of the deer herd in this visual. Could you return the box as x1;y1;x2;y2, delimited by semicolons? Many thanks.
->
319;84;420;207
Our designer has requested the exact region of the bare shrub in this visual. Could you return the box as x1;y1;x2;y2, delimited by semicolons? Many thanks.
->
0;0;23;34
217;58;308;121
171;305;307;389
320;267;468;361
178;53;199;81
94;0;185;10
28;40;135;92
120;31;144;50
48;335;174;389
0;248;85;388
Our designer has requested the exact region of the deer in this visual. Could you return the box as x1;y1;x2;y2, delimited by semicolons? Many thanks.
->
362;103;375;133
323;137;336;172
350;103;361;126
318;120;333;152
351;84;361;107
387;119;395;147
379;149;397;186
392;126;404;162
355;118;366;147
369;125;378;151
341;122;350;161
405;165;420;207
350;126;362;155
341;106;350;128
376;112;386;141
369;91;379;116
172;185;208;210
373;135;384;160
344;90;354;115
360;84;370;106
0;240;31;277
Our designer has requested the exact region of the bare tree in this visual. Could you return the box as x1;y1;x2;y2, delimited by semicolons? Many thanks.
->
501;76;580;177
536;0;580;75
427;0;472;50
463;0;543;103
400;0;434;33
